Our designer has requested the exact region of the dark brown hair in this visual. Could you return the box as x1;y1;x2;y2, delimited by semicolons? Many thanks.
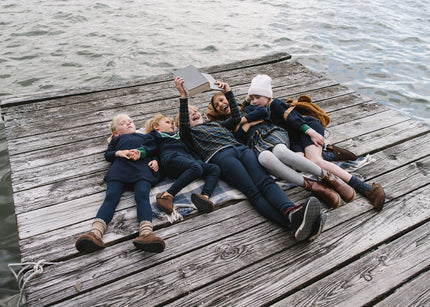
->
206;92;231;122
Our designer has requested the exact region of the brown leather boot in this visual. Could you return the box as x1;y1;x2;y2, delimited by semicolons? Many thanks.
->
326;145;358;161
304;177;341;209
156;192;174;214
133;232;165;253
75;232;105;253
363;183;385;211
322;171;356;203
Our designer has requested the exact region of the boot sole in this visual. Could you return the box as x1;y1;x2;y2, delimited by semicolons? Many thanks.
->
295;197;321;241
133;240;165;253
191;194;214;213
76;238;105;253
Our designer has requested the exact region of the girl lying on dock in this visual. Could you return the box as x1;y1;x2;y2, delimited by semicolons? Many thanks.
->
75;114;166;254
174;76;324;242
243;74;385;211
206;91;352;210
137;114;220;214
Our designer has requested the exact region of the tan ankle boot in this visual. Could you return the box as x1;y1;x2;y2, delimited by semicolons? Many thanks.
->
363;183;385;211
156;192;174;214
133;221;165;253
133;233;165;253
325;145;358;161
75;219;106;253
304;177;341;209
322;171;356;203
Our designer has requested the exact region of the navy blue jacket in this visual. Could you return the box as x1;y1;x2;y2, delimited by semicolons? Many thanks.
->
148;129;202;162
104;132;160;185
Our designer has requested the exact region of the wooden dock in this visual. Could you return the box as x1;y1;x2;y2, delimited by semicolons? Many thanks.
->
1;52;429;306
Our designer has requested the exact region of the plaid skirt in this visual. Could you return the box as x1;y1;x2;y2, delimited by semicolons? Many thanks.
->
247;123;290;154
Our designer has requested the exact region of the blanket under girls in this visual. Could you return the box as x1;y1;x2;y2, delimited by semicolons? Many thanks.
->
147;155;375;223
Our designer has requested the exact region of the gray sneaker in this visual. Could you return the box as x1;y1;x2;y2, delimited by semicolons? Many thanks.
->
287;197;321;241
308;212;327;242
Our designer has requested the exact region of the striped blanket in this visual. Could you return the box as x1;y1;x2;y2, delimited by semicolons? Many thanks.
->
149;155;375;223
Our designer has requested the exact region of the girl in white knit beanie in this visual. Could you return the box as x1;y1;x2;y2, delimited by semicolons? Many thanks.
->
243;74;385;211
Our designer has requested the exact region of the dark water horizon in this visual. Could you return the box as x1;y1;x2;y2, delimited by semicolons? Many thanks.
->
1;0;429;304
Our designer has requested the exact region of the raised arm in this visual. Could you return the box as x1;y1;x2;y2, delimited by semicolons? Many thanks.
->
175;76;192;141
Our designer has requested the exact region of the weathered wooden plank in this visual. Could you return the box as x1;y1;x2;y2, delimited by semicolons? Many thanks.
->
373;270;430;307
337;118;430;157
0;52;292;107
353;132;430;181
39;186;430;307
272;221;430;307
157;186;430;307
12;171;106;216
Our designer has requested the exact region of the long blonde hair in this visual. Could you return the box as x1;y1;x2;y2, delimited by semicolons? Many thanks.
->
144;114;174;133
107;113;129;142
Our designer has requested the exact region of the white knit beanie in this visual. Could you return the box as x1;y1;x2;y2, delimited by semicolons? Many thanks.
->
247;74;273;98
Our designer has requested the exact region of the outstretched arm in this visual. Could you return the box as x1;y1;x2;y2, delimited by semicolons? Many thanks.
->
175;77;192;141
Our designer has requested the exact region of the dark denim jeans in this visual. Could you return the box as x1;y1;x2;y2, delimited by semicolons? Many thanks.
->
96;180;152;224
210;145;294;227
163;153;220;197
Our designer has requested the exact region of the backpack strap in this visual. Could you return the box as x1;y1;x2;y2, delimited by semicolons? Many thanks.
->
283;103;296;121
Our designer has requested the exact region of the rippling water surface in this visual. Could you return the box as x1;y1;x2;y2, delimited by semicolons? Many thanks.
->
1;0;429;303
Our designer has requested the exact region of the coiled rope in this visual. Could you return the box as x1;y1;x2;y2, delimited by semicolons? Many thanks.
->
8;259;57;307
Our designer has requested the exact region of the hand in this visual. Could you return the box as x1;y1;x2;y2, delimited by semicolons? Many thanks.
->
115;150;131;159
306;128;325;147
148;160;159;172
174;76;187;98
128;149;140;161
214;81;231;92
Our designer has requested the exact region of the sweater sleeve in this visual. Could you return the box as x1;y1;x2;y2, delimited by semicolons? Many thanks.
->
179;97;192;142
133;132;158;159
104;137;118;162
270;99;309;133
244;105;269;123
233;126;248;144
222;90;242;131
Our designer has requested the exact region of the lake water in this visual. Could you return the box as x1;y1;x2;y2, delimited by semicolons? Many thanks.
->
1;0;429;304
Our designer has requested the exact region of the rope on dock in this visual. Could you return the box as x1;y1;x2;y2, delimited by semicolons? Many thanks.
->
8;259;58;307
